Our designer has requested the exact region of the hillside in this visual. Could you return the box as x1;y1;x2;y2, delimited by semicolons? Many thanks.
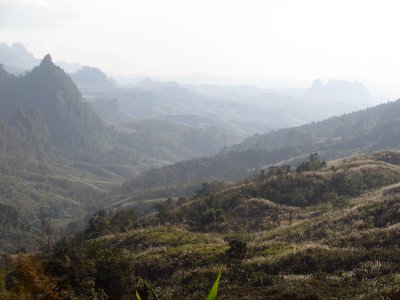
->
119;99;400;198
2;151;400;298
0;57;247;252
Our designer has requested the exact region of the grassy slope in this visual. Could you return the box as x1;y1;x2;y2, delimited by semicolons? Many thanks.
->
59;151;400;299
96;187;400;298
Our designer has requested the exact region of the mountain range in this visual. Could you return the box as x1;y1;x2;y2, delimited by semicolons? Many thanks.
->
1;42;375;139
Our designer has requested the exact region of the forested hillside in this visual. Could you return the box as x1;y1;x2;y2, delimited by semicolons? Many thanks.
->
120;99;400;198
2;151;400;299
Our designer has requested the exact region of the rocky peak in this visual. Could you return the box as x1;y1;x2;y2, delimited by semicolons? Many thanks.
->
40;54;54;68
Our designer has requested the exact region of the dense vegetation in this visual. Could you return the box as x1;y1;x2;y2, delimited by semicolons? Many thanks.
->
1;151;400;299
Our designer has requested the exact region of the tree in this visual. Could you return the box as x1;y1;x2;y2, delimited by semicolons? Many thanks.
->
154;199;174;224
226;240;247;260
111;209;139;232
296;153;326;172
84;210;111;239
200;208;216;225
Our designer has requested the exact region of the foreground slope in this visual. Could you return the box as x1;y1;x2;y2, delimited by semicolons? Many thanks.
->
2;151;400;299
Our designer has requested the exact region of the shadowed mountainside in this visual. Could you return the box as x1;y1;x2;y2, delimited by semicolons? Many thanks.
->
118;99;400;200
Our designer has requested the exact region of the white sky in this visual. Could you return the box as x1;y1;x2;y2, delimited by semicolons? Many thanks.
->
1;0;400;93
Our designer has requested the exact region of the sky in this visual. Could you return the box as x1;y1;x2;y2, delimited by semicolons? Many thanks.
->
1;0;400;93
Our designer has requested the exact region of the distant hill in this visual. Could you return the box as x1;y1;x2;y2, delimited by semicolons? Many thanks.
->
89;98;131;123
123;116;240;159
0;42;39;71
119;98;400;196
304;79;371;104
299;79;373;117
93;78;312;137
70;66;116;91
104;78;372;138
187;79;373;121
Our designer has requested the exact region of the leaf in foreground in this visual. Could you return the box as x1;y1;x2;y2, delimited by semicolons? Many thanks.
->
206;272;221;300
135;291;142;300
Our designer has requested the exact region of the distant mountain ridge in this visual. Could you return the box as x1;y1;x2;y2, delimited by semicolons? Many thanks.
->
0;42;82;74
0;42;38;72
1;43;375;140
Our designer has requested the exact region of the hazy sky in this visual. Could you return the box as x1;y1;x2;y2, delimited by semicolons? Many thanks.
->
1;0;400;90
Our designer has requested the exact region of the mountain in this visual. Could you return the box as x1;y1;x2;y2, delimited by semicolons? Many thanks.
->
0;42;82;74
4;151;400;299
304;79;371;104
118;99;400;197
299;79;373;117
70;66;116;91
0;42;39;72
0;54;116;162
0;56;131;251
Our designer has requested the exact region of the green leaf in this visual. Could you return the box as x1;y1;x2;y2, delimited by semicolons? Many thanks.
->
135;291;142;300
206;271;221;300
